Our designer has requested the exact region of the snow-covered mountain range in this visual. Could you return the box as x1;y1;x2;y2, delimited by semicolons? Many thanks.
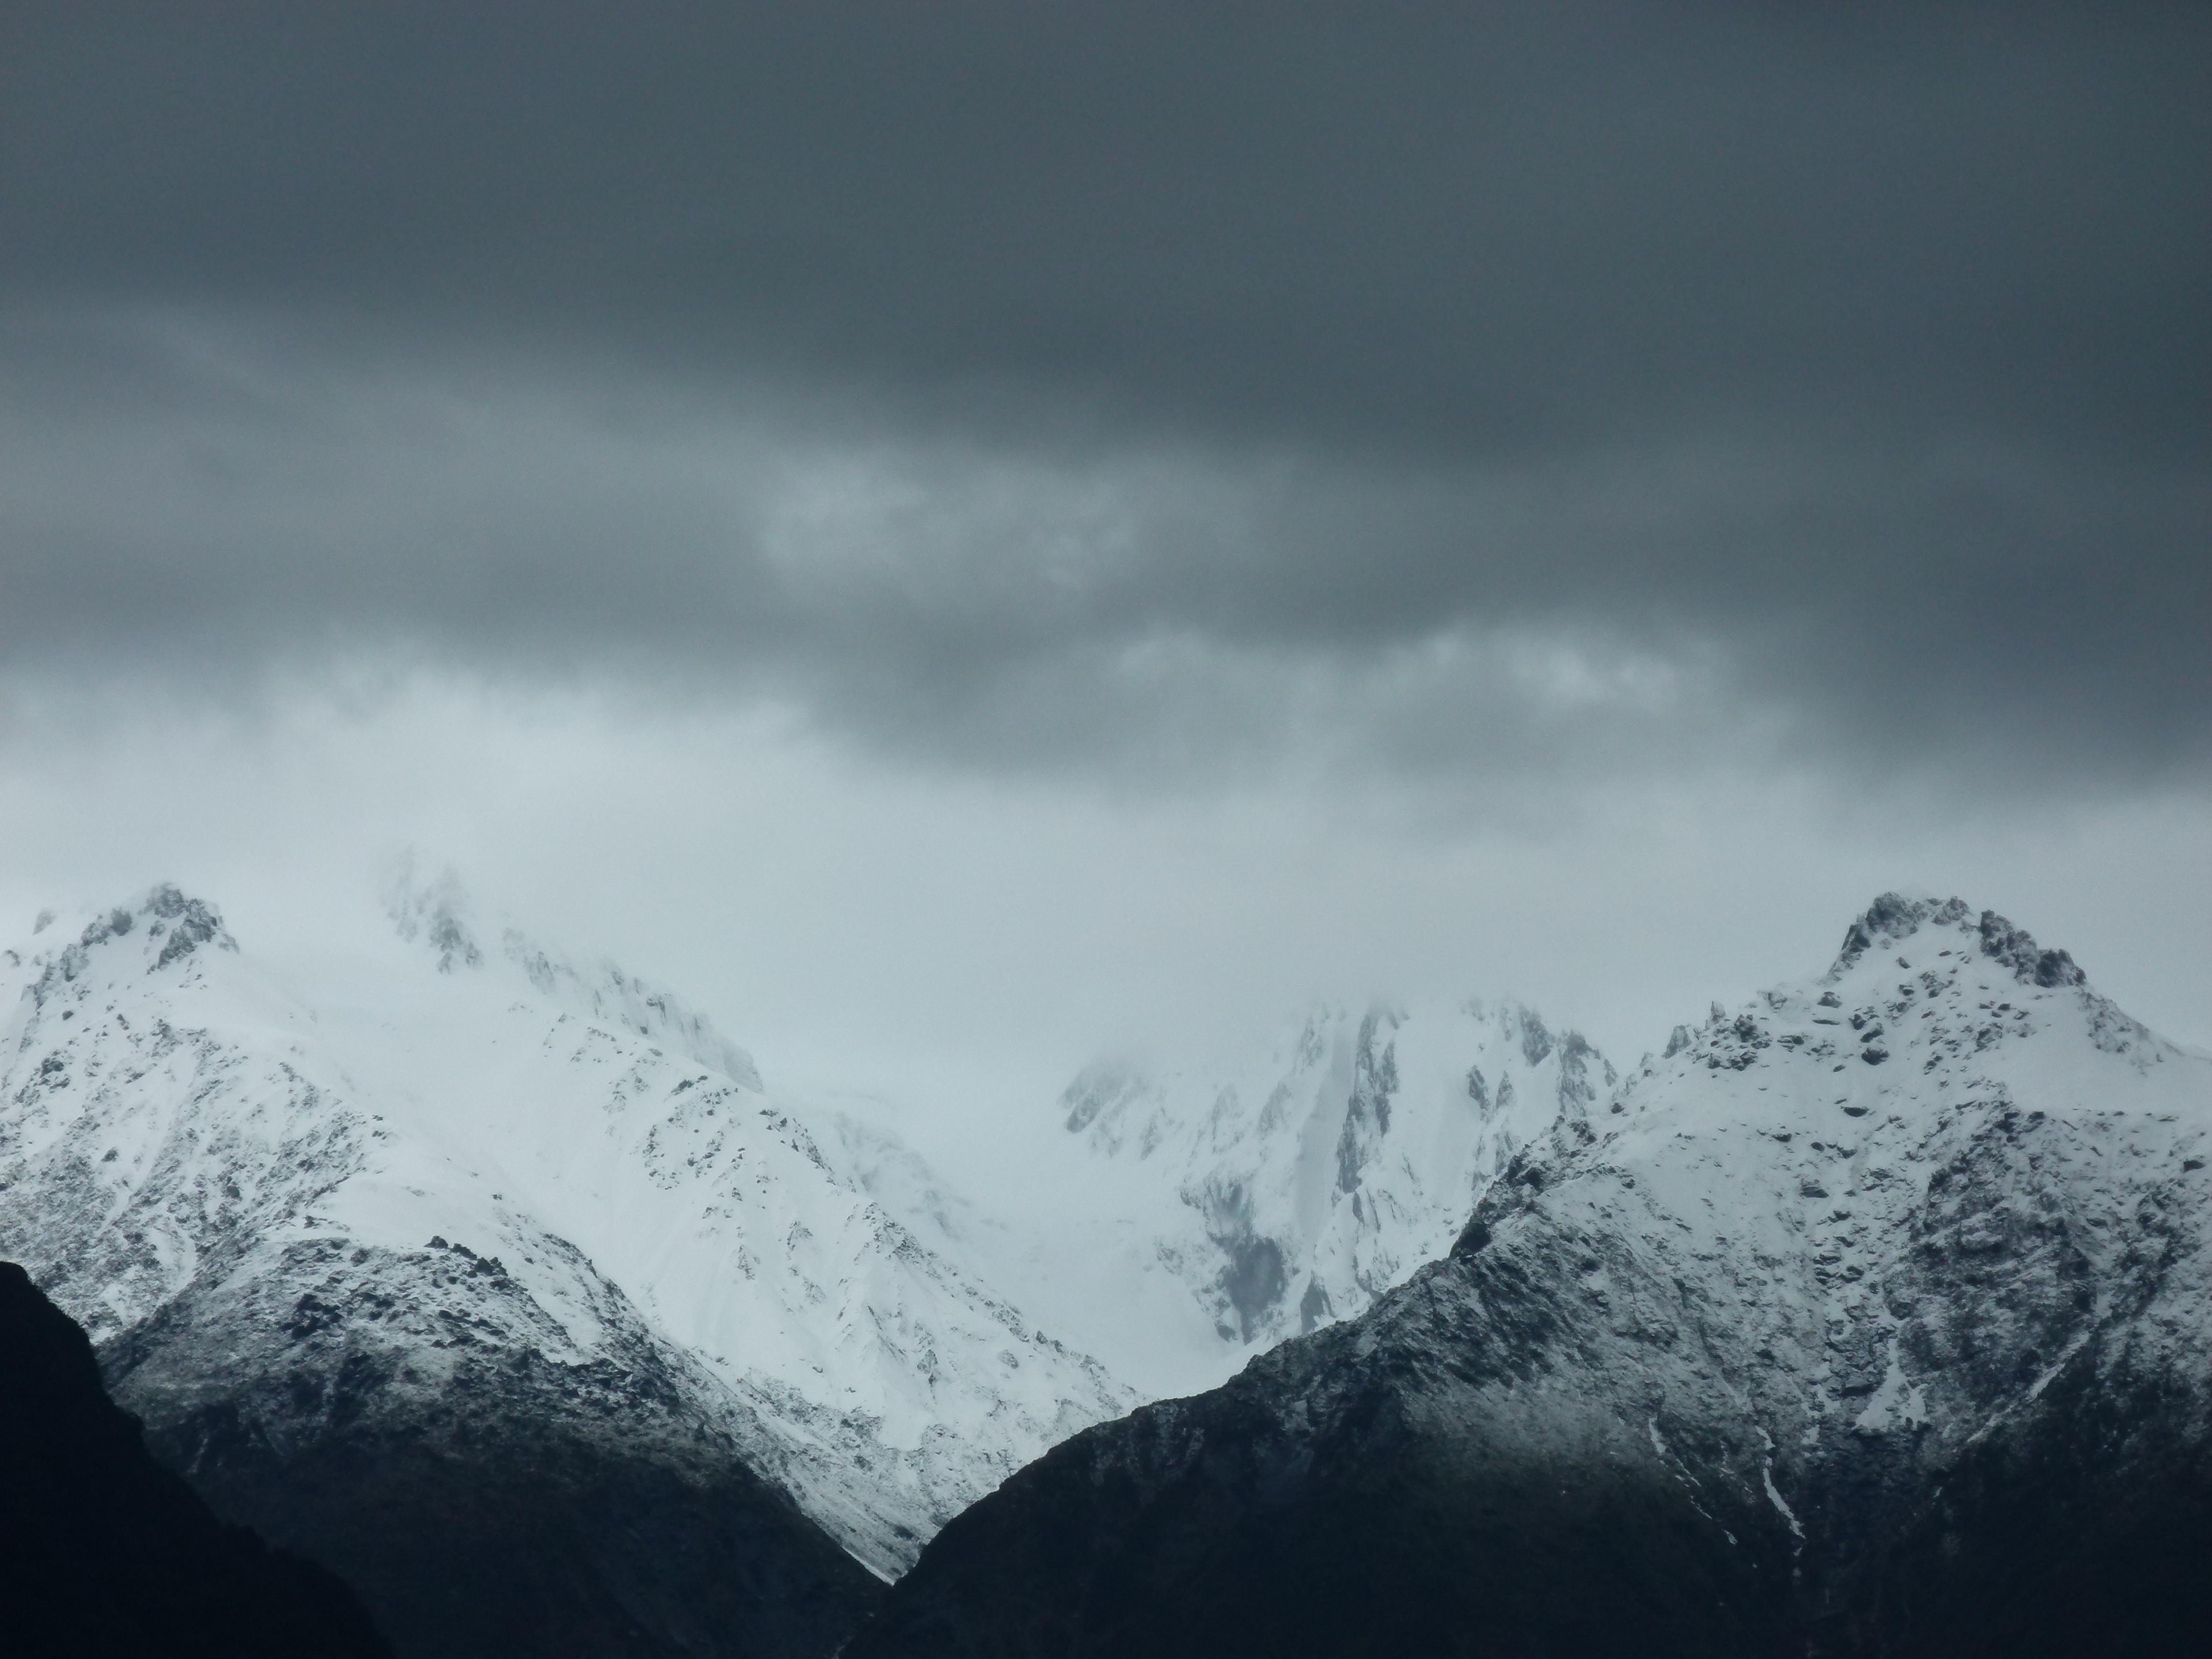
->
0;871;1622;1640
16;880;2199;1655
0;878;1134;1655
852;895;2212;1656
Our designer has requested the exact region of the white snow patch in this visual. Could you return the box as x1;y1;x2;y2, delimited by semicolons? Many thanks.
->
1762;1462;1804;1541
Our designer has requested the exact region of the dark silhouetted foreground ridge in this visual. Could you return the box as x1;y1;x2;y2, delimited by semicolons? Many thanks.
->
0;1259;391;1659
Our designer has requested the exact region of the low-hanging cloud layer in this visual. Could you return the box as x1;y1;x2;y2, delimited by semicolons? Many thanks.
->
4;3;2205;795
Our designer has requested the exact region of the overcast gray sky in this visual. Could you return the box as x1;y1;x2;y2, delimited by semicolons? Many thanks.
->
3;4;2207;1102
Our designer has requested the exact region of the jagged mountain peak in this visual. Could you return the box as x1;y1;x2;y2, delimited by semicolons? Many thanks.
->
380;861;762;1091
13;884;237;997
1058;995;1599;1141
382;862;482;973
1832;890;2088;991
1590;892;2174;1182
1053;993;1617;1353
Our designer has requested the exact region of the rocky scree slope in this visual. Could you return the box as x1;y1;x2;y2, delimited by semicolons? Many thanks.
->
850;896;2212;1658
1058;998;1612;1352
0;1258;391;1659
0;883;1128;1658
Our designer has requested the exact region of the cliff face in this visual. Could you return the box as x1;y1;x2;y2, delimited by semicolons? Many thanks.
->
0;1259;391;1659
849;897;2212;1658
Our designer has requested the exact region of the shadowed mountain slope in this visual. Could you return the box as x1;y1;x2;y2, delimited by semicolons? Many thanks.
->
0;1259;391;1659
849;897;2212;1658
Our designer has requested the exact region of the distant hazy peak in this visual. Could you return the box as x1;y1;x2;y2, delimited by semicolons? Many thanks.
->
1061;996;1603;1121
381;860;484;972
1059;1057;1147;1138
382;860;764;1091
1053;993;1616;1351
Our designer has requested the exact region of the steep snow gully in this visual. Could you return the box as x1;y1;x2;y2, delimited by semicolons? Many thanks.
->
6;887;2206;1656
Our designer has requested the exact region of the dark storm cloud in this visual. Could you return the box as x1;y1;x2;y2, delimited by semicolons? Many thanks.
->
2;4;2207;784
9;3;2206;452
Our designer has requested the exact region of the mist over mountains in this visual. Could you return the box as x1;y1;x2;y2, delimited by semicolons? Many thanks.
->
6;6;2205;1653
5;880;2206;1653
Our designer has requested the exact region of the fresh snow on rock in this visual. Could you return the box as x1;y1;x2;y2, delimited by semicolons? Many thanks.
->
0;880;1620;1476
31;869;2192;1655
0;880;1132;1579
1573;891;2211;1458
849;894;2212;1655
1054;998;1614;1355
